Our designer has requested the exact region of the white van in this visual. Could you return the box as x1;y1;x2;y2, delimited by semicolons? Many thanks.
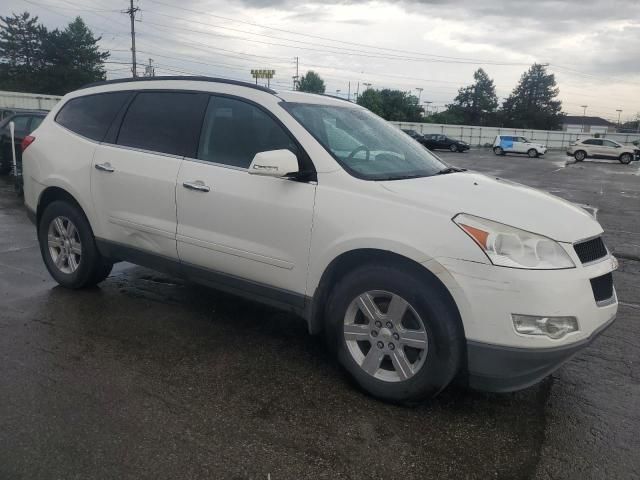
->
22;77;616;403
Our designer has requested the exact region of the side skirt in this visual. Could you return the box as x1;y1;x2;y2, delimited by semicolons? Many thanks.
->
96;238;311;320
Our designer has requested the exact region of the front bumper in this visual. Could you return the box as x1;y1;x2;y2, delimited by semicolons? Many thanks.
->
432;250;618;392
466;315;615;392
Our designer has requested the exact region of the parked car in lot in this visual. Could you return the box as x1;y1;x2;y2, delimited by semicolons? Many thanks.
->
422;134;470;152
22;77;618;403
401;128;423;142
567;138;639;164
493;135;547;157
0;110;46;174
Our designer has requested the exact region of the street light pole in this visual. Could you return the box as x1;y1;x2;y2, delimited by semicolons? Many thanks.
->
580;105;588;133
423;100;432;116
616;109;623;130
416;87;423;104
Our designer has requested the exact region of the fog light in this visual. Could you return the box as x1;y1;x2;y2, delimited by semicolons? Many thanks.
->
512;314;579;339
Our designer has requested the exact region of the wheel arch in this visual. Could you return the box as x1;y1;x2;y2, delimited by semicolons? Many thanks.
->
37;186;87;227
306;248;465;339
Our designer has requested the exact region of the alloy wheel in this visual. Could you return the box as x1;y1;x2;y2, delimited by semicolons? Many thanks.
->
343;290;428;382
47;216;82;274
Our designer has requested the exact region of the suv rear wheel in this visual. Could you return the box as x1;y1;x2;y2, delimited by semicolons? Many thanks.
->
619;152;633;164
574;150;586;162
493;146;505;156
325;264;463;403
38;200;113;288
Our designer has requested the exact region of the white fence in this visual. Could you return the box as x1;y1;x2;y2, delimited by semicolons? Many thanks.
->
390;121;640;149
0;90;62;111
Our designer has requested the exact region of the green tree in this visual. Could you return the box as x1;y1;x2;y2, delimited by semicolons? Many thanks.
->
501;63;564;129
357;88;422;121
42;17;109;94
0;12;109;94
448;68;498;125
0;12;47;92
297;70;326;94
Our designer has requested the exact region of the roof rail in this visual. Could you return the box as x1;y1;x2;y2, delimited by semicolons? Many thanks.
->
78;76;277;94
319;93;354;103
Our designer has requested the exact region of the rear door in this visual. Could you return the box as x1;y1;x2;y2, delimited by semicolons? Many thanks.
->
584;139;604;157
176;95;316;298
91;90;207;260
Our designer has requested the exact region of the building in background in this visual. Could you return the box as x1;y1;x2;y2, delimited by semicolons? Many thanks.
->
561;116;615;134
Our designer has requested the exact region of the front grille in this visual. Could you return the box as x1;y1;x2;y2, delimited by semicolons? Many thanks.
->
574;237;607;264
590;273;614;304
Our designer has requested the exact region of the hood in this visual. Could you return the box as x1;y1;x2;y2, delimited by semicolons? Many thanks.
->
380;171;602;242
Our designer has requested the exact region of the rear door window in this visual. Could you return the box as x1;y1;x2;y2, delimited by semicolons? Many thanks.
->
29;116;43;132
10;116;30;135
56;92;131;141
117;91;207;157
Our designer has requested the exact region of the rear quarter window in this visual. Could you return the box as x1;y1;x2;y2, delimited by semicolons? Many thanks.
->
55;92;131;142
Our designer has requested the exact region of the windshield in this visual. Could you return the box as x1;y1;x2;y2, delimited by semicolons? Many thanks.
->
282;102;446;180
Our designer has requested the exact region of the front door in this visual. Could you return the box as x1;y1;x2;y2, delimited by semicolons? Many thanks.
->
600;140;619;158
176;95;316;298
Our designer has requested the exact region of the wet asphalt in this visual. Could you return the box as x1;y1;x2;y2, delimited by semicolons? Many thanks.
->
0;150;638;480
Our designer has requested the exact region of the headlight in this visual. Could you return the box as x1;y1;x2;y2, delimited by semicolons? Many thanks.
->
453;213;575;269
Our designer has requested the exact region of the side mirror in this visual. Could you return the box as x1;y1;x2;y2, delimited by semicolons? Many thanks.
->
248;149;299;178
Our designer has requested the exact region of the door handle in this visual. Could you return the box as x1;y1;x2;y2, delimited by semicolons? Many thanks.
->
95;162;115;173
182;180;210;192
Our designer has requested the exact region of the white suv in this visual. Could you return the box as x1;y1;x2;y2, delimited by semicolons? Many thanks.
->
493;135;547;157
567;138;638;164
22;77;617;403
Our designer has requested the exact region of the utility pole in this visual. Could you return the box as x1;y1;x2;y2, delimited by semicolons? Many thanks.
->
292;56;299;90
416;87;424;104
125;0;140;78
347;82;351;102
355;82;360;103
580;105;588;133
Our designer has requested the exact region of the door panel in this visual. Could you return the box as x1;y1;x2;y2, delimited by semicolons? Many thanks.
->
176;161;315;294
91;145;182;258
175;94;316;295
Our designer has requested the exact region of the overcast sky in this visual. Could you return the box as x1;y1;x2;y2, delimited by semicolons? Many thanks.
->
5;0;640;121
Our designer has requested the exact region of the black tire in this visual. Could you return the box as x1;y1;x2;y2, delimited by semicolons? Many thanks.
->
574;150;586;162
449;144;458;152
493;146;505;156
325;264;464;404
527;148;538;158
38;200;113;289
619;153;633;164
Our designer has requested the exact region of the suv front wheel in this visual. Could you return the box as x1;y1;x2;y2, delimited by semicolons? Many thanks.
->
325;264;463;403
619;153;633;164
38;200;113;288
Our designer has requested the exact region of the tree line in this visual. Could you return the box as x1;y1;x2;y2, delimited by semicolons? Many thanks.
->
0;12;108;95
298;65;567;130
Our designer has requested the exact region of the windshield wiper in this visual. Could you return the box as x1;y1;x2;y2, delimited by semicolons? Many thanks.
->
382;173;428;181
436;166;465;175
